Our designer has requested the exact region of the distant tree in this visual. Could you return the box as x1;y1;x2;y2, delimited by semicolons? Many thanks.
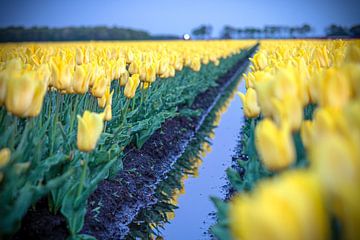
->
0;26;151;42
349;24;360;37
325;24;349;37
191;25;212;39
221;25;236;39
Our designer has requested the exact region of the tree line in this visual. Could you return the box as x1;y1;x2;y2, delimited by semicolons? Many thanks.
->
0;26;152;42
191;24;360;39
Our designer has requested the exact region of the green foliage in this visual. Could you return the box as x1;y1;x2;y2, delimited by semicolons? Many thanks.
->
0;47;254;239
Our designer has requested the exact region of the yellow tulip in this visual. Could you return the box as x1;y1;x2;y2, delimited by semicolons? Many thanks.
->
5;71;38;117
254;79;275;117
255;119;295;171
309;133;360;240
73;65;89;94
318;68;351;108
345;43;360;63
77;111;104;152
272;95;303;131
190;56;201;72
76;47;84;65
128;59;140;74
23;79;48;117
91;67;108;98
50;58;72;91
0;148;11;168
124;74;140;99
97;88;113;108
230;170;330;240
300;120;314;149
313;46;330;68
0;71;8;106
250;51;268;71
102;104;112;121
238;88;260;118
342;63;360;98
119;70;129;86
145;64;157;82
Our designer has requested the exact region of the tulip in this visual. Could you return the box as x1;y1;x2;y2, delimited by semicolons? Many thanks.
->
313;46;330;68
255;119;295;171
50;58;72;91
23;79;48;117
230;170;330;240
300;120;314;149
309;133;360;240
124;74;140;99
250;51;268;71
128;59;141;74
318;68;351;108
119;70;129;86
97;88;113;108
91;67;108;98
345;43;360;63
254;79;275;117
190;56;201;72
77;111;104;152
342;63;360;98
145;64;157;82
157;58;169;75
73;65;89;94
0;148;11;168
5;71;38;117
102;104;112;121
272;95;303;131
238;88;260;118
0;71;8;106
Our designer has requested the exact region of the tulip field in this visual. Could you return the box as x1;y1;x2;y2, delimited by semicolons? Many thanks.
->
0;39;360;240
0;40;256;239
213;40;360;240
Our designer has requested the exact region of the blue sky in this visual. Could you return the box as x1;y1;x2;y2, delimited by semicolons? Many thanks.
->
0;0;359;36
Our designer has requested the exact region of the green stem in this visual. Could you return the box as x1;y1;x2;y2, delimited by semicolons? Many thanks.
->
69;95;79;133
76;154;88;199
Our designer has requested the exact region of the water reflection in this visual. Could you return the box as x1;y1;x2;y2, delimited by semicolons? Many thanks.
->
128;76;245;239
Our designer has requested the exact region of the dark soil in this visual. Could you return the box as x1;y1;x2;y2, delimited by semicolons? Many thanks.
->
13;53;252;240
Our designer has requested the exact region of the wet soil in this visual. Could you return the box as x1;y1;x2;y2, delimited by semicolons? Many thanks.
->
13;52;253;240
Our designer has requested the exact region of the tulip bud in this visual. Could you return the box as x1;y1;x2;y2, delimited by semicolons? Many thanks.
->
124;74;140;99
73;65;90;94
102;104;112;121
238;88;261;118
5;71;38;117
255;119;295;171
272;95;303;131
119;71;129;86
50;57;72;91
318;68;351;108
91;67;108;98
0;148;11;168
77;111;104;152
251;51;268;71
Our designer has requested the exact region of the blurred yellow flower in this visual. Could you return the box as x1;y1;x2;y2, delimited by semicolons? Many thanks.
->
76;111;104;152
255;119;295;171
229;170;330;240
238;88;260;118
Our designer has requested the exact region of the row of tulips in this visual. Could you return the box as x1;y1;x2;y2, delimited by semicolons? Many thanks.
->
0;41;256;239
0;41;251;118
213;40;360;240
